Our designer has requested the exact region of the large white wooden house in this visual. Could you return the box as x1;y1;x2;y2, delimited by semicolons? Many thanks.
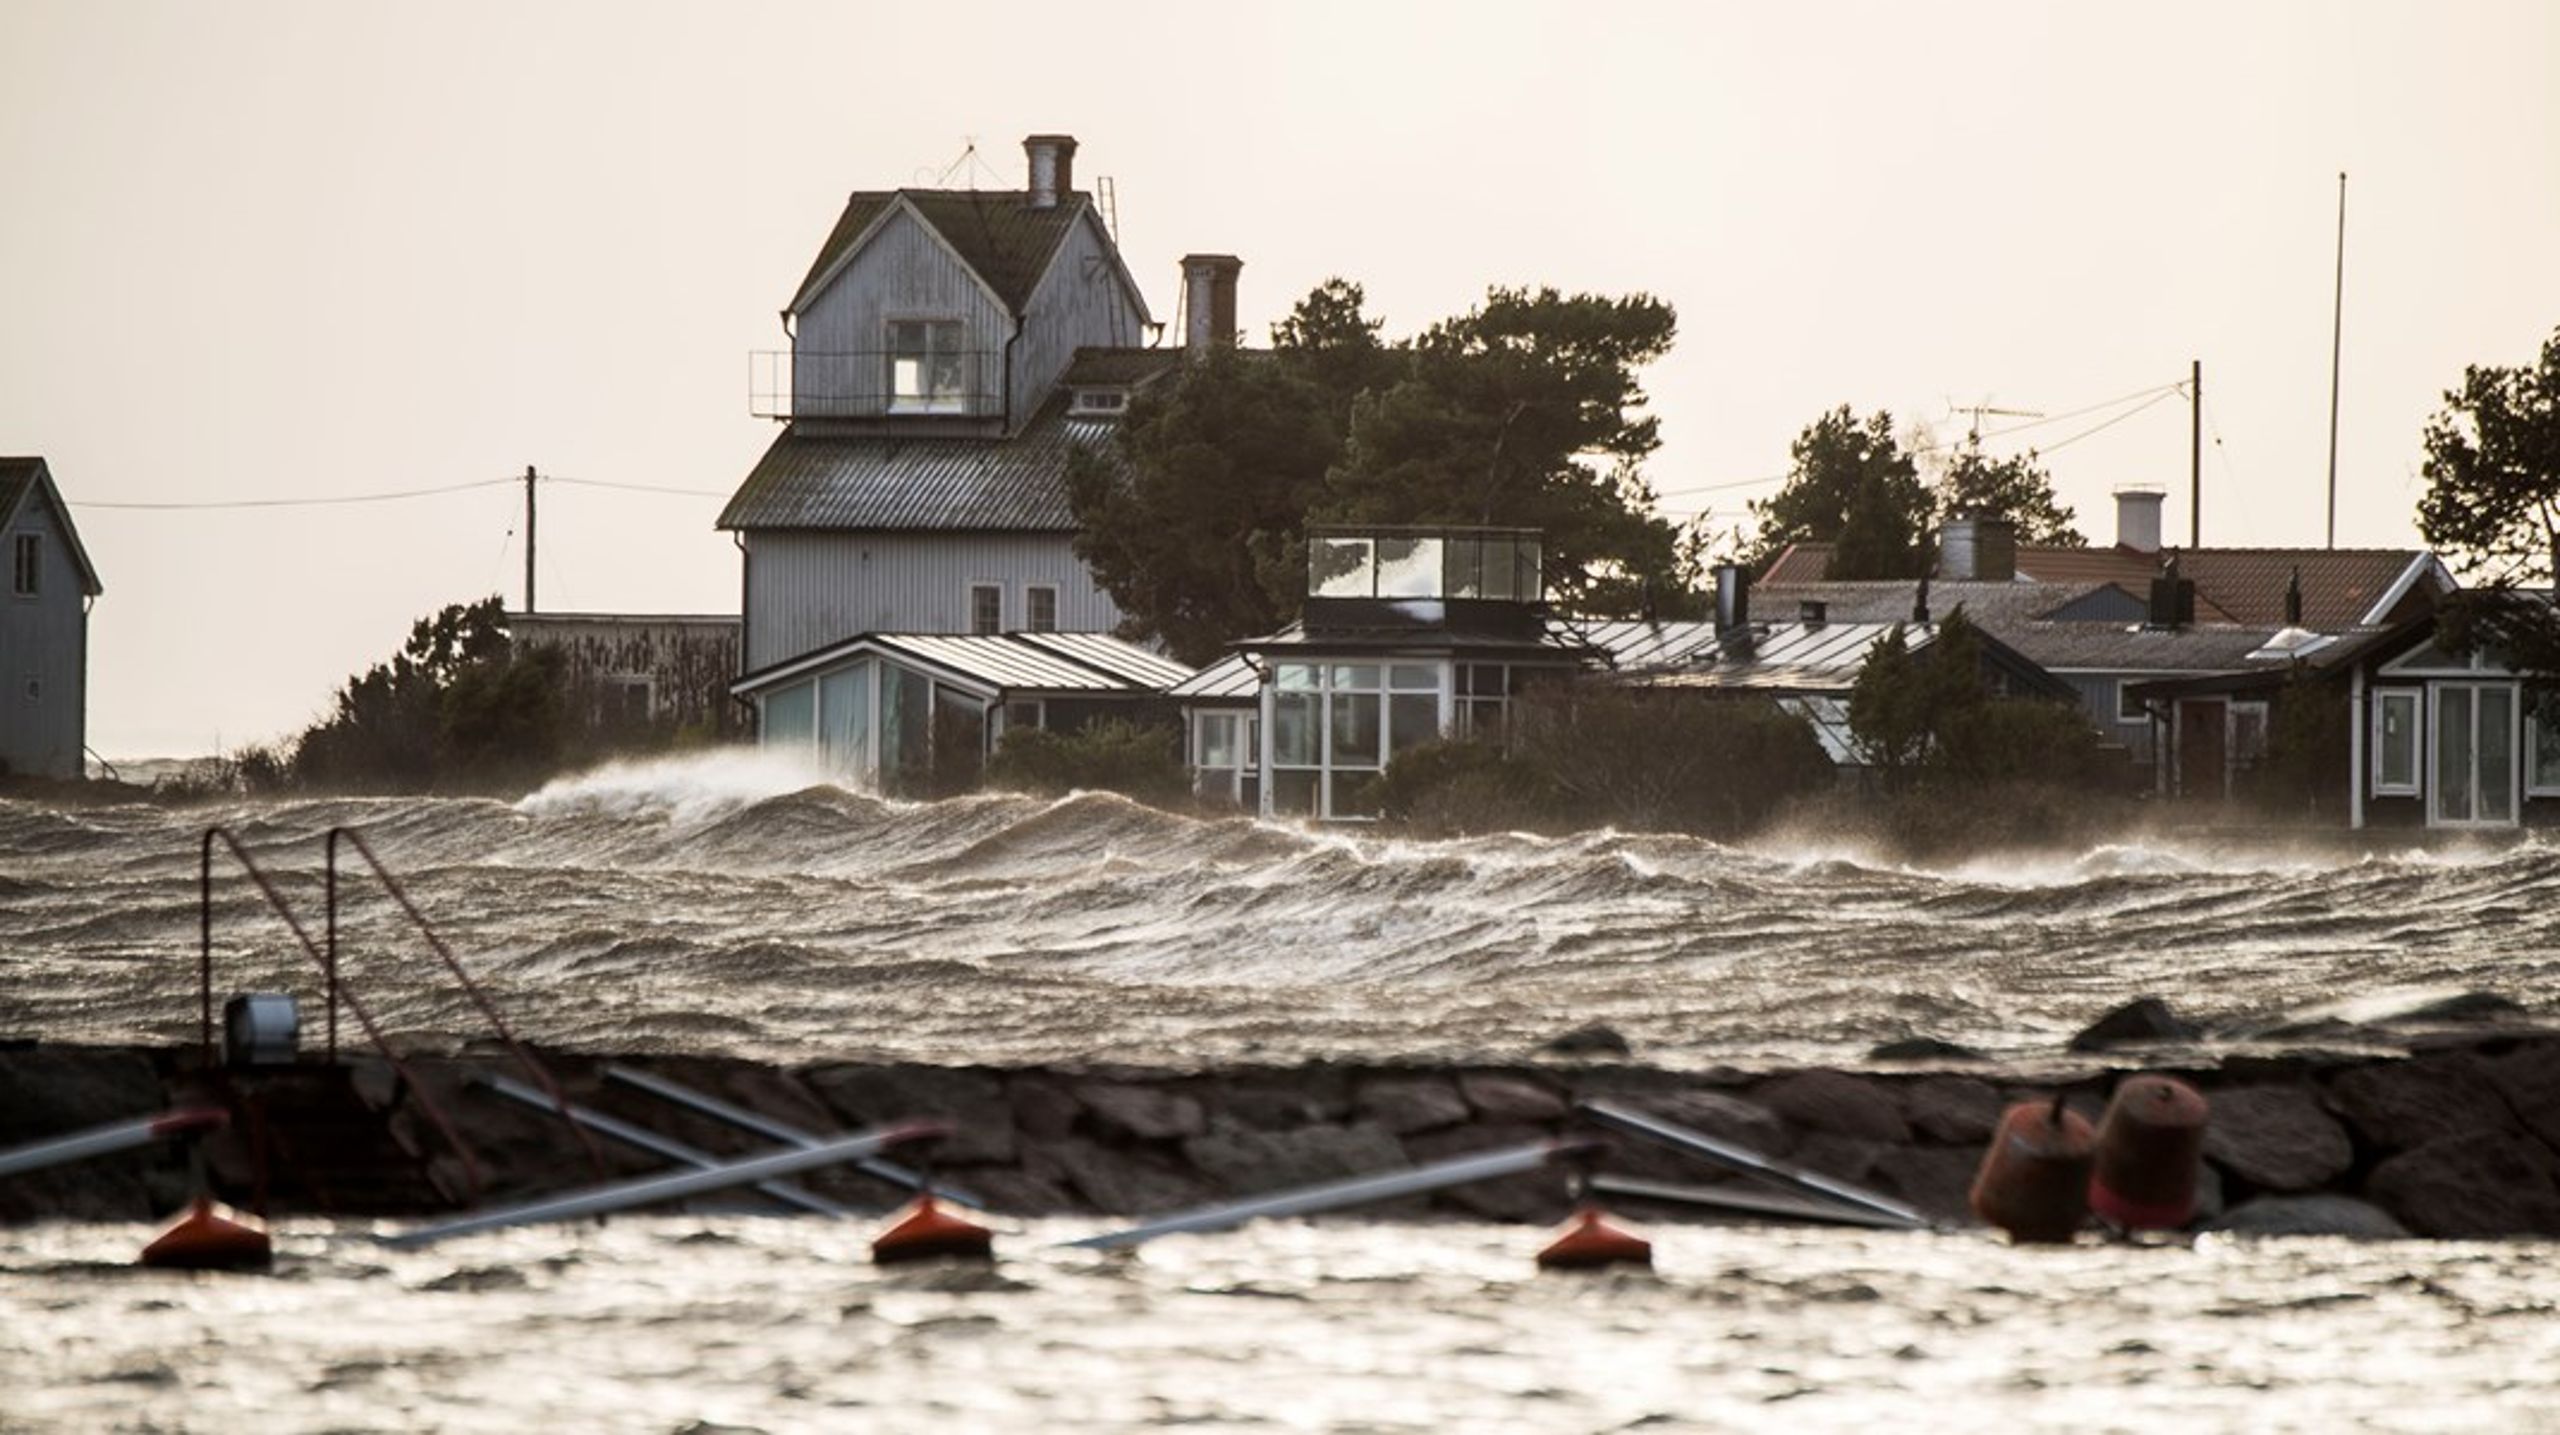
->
718;134;1229;677
1;458;104;779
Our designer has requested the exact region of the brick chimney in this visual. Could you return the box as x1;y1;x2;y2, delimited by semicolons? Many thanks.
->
1182;254;1242;352
1939;514;2017;582
1024;134;1077;209
2115;488;2165;555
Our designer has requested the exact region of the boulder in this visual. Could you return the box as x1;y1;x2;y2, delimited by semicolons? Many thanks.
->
1543;1023;1631;1057
0;1048;165;1144
1353;1075;1470;1136
1032;1137;1213;1216
1220;1069;1354;1131
1868;1036;1988;1062
2201;1085;2354;1193
1753;1071;1910;1144
804;1064;1015;1165
2376;990;2530;1027
1869;1145;1983;1225
935;1165;1080;1218
1078;1083;1206;1144
2363;1130;2560;1238
2067;997;2200;1051
1457;1072;1567;1124
2202;1194;2410;1240
2325;1060;2521;1155
1182;1118;1406;1197
1898;1076;2004;1145
1006;1075;1083;1142
2476;1042;2560;1153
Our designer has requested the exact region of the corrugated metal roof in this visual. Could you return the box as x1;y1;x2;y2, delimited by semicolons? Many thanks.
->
733;630;1191;698
718;397;1112;531
1015;631;1195;689
1646;620;1915;693
1550;618;1725;670
1170;653;1260;702
1060;347;1187;388
1757;540;2438;630
790;190;1093;316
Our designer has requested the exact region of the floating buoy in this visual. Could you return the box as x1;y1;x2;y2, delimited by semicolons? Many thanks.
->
2089;1074;2209;1230
870;1193;995;1266
1970;1099;2097;1243
139;1197;272;1272
1536;1204;1652;1271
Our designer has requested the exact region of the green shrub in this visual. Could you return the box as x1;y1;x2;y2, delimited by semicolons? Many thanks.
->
1373;738;1566;834
985;718;1188;805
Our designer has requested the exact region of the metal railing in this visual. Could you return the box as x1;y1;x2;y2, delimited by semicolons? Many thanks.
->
199;826;488;1201
747;349;1005;420
324;827;611;1185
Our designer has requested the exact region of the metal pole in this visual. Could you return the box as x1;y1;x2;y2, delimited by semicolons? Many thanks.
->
1067;1139;1594;1251
2190;359;2202;549
1588;1174;1916;1230
2326;172;2346;549
475;1074;847;1217
323;830;339;1062
601;1064;977;1207
523;465;538;613
385;1122;946;1247
198;829;215;1062
1577;1100;1928;1228
0;1109;226;1181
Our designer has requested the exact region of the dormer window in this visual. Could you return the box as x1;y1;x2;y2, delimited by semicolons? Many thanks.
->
887;320;967;413
1070;387;1130;416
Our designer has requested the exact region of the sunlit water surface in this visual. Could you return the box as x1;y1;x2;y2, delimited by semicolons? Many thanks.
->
4;1217;2556;1433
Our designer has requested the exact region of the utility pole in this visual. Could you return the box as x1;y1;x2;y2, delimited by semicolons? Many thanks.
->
2189;359;2202;548
2326;172;2347;550
523;465;538;614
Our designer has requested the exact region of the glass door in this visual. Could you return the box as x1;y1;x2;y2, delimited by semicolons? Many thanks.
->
2431;683;2518;827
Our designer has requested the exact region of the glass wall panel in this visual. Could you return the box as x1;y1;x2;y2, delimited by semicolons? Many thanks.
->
1375;537;1441;597
2481;686;2515;823
1309;537;1375;598
1390;693;1441;753
1275;662;1321;692
1271;770;1319;816
1273;693;1319;765
884;663;933;788
819;664;870;778
1329;692;1381;767
2437;686;2474;823
763;681;816;748
1329;772;1383;819
2534;714;2560;793
1390;663;1441;691
1329;663;1380;691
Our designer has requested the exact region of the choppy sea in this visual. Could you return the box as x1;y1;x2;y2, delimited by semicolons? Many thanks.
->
4;752;2557;1431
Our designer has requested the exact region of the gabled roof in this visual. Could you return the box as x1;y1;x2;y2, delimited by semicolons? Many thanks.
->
1644;617;2077;702
0;457;104;597
718;394;1112;531
1759;541;2446;630
732;629;1191;699
790;190;1106;317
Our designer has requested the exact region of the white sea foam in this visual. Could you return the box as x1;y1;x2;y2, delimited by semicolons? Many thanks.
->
514;746;838;826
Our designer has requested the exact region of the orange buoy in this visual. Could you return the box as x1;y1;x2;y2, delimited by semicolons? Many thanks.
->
870;1194;995;1266
2089;1074;2209;1231
1536;1204;1653;1271
1970;1098;2097;1244
139;1197;272;1272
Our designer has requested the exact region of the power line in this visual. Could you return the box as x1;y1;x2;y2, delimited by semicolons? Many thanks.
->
70;476;518;511
2029;387;2185;454
543;475;729;499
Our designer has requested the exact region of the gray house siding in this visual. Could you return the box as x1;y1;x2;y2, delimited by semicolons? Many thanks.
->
1;485;89;778
1009;212;1147;419
742;530;1124;671
791;207;1012;422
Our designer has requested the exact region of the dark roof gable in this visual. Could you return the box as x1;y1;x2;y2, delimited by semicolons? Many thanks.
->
0;457;103;597
790;189;1097;317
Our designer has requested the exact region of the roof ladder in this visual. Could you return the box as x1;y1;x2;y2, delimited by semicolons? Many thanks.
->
1095;175;1120;245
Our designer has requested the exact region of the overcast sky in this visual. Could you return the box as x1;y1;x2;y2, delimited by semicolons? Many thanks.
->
5;1;2556;758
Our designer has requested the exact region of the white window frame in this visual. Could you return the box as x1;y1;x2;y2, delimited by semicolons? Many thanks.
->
1025;585;1059;633
885;318;967;414
2529;709;2560;798
2371;687;2422;797
968;582;1003;635
2429;681;2520;829
2115;679;2147;724
1070;388;1129;415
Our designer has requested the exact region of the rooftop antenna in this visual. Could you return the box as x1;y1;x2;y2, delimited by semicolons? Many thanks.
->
1948;401;2044;443
2324;171;2347;550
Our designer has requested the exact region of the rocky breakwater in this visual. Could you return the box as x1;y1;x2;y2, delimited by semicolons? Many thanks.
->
6;1031;2560;1240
